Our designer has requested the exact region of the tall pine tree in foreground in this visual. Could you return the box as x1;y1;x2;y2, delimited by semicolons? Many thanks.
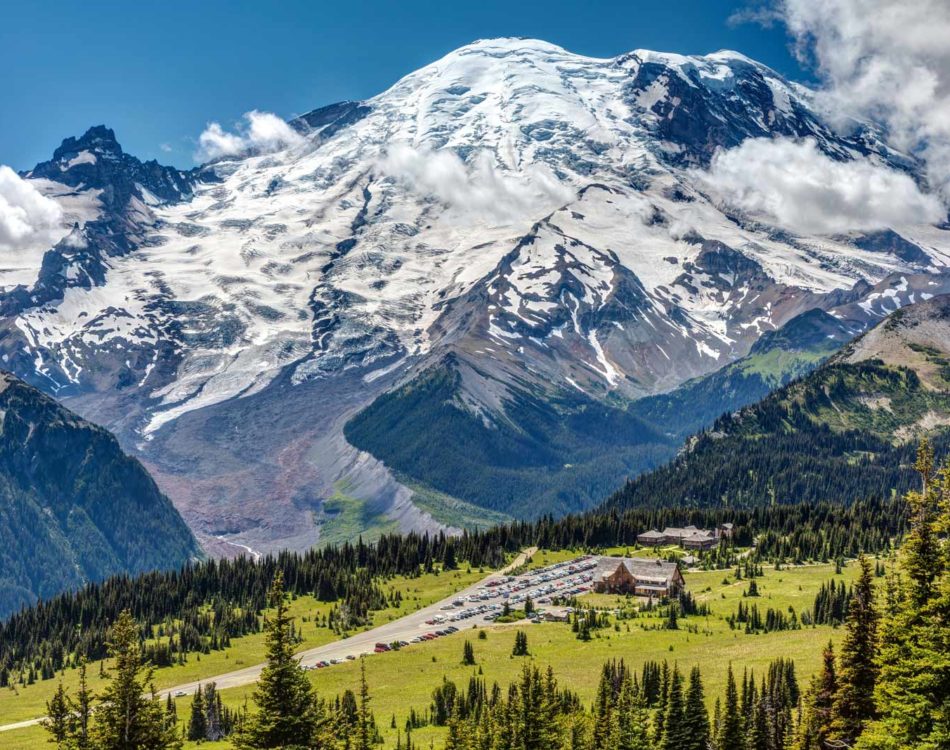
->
94;610;181;750
858;442;950;749
717;665;743;750
794;642;837;750
831;555;879;746
235;572;325;749
682;666;710;750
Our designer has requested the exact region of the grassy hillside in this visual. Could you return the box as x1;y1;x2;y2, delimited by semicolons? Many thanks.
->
0;372;200;618
0;564;487;729
0;555;868;750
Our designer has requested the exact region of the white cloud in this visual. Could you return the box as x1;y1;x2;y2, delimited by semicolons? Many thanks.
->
378;144;574;225
0;165;64;252
749;0;950;200
696;137;944;234
196;110;305;162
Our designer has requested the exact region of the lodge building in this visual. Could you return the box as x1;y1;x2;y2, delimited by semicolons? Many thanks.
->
636;523;734;551
591;557;684;598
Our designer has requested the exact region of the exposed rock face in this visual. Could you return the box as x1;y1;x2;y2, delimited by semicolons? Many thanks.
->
2;38;950;547
0;372;200;618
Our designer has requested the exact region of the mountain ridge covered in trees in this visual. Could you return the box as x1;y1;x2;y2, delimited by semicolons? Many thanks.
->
604;295;950;511
0;371;200;619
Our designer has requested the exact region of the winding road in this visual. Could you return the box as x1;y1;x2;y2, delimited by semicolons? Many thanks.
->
0;547;538;735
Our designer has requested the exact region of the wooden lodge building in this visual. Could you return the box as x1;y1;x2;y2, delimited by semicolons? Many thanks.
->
592;557;684;598
636;523;734;551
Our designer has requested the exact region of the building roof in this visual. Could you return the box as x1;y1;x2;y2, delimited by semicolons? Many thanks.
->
661;526;702;538
593;556;679;585
638;529;665;539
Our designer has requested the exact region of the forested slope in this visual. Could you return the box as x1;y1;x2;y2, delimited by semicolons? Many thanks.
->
0;372;200;617
605;296;950;510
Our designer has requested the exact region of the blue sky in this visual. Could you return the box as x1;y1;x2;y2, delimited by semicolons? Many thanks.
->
0;0;804;170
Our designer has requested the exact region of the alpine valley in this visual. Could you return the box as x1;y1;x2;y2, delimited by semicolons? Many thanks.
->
5;38;950;556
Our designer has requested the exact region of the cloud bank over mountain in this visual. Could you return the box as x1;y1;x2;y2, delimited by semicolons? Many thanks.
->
197;110;306;161
0;165;63;252
698;137;944;234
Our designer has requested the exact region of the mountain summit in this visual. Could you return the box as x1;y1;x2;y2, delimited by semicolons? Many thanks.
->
2;39;949;551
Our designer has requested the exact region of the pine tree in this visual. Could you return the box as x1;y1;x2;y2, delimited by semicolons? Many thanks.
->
235;573;323;749
356;657;373;750
187;686;207;741
462;641;476;666
831;555;878;745
682;666;710;750
512;631;529;657
794;642;837;750
442;542;457;571
617;667;651;750
44;682;72;746
858;447;950;749
72;658;94;750
746;684;770;750
660;666;686;750
93;610;182;750
717;666;743;750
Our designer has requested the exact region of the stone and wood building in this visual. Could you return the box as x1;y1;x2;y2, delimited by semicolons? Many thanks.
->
592;557;684;597
636;523;733;550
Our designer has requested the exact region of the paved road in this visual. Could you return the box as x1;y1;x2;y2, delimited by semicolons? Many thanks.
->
0;547;541;734
155;546;542;699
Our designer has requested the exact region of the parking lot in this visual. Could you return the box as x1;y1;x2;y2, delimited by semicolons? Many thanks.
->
424;554;597;626
302;555;598;667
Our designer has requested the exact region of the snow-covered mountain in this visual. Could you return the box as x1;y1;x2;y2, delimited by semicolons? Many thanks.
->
4;38;950;554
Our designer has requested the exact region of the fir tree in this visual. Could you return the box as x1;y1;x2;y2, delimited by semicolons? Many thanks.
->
831;555;879;746
717;666;743;750
794;642;837;750
187;686;207;741
235;573;323;749
93;610;182;750
72;658;94;750
356;658;373;750
462;641;476;666
660;667;686;750
682;666;710;750
44;682;72;746
858;448;950;749
512;631;529;657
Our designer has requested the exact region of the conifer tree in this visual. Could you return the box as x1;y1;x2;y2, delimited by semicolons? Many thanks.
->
682;666;710;750
660;666;686;750
794;642;837;750
617;665;651;750
462;640;476;666
512;631;529;657
93;610;182;750
831;555;878;745
71;657;94;750
717;666;743;750
857;448;950;749
653;661;671;746
44;682;72;746
356;657;373;750
187;686;207;741
235;573;323;749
